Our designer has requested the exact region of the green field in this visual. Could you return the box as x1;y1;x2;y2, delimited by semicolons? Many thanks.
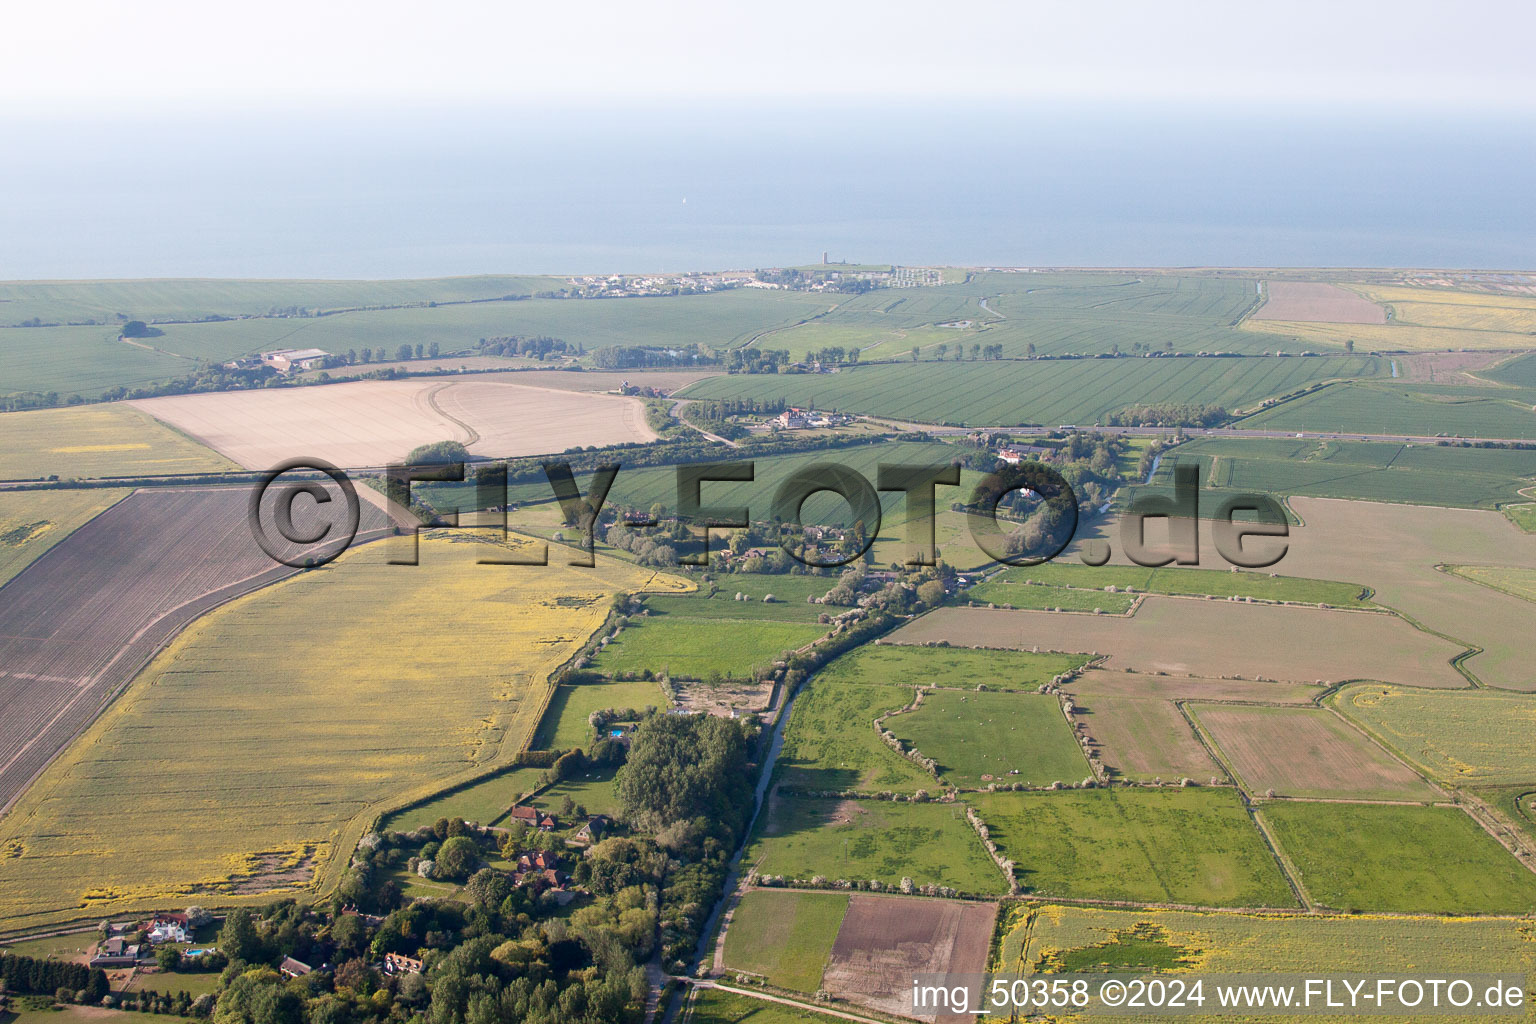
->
1261;802;1536;914
777;682;932;793
532;677;670;750
590;616;826;679
1504;503;1536;532
986;561;1372;606
0;488;128;585
967;788;1295;907
1242;381;1536;440
1484;351;1536;387
492;439;971;522
965;581;1138;613
644;574;836;622
1444;564;1536;603
814;644;1089;691
1475;787;1536;849
1138;437;1536;509
679;355;1383;427
885;689;1089;787
530;765;622;819
746;795;1007;895
686;988;848;1024
720;890;849;991
1333;685;1536;785
0;404;237;480
0;275;562;326
383;766;547;831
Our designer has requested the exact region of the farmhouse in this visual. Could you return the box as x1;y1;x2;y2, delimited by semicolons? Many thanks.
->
148;913;191;944
259;348;330;373
517;850;560;872
507;806;559;830
90;938;145;968
383;952;423;976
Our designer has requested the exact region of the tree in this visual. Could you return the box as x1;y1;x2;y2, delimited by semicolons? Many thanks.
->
405;440;470;465
396;344;414;362
1345;338;1355;353
616;713;752;833
1026;342;1036;358
217;909;261;964
434;835;480;881
155;946;181;973
910;346;920;362
121;321;150;338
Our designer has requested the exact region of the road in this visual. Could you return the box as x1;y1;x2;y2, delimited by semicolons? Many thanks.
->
674;979;889;1024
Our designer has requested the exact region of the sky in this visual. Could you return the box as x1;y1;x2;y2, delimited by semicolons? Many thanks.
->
6;0;1535;112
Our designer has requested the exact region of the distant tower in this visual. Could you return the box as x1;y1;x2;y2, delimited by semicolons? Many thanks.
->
823;251;828;265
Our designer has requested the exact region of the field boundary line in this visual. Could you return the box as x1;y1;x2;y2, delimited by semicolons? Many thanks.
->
689;981;891;1024
1173;701;1311;910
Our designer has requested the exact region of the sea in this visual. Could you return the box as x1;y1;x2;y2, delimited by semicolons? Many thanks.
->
2;102;1533;279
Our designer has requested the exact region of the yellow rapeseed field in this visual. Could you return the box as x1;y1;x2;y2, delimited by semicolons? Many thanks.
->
0;404;238;480
0;530;687;931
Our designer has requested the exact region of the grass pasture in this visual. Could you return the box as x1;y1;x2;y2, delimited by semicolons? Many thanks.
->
1193;705;1436;801
1242;381;1536;440
590;616;826;679
644;574;834;621
0;404;237;480
1444;564;1536;603
532;677;669;751
745;795;1006;895
0;534;685;931
384;767;546;832
815;643;1088;691
1140;437;1536;510
884;689;1089;787
967;788;1294;908
777;682;931;794
678;355;1384;427
686;988;847;1024
1504;503;1536;532
720;890;849;991
1333;685;1536;785
986;561;1373;607
0;488;128;586
1260;802;1536;914
965;580;1137;613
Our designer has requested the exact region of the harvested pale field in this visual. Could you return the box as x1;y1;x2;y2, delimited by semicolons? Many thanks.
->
821;895;997;1024
1401;349;1519;384
0;487;382;815
1242;317;1536;351
1068;497;1536;691
1193;705;1438;801
1071;695;1218;782
132;378;656;469
1356;284;1536;334
1254;282;1386;324
0;532;687;931
890;600;1465;688
1063;669;1320;704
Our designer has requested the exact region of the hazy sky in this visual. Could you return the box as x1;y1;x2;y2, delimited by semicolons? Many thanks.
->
7;0;1535;112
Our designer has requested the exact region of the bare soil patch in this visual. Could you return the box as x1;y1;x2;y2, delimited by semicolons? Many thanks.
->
1254;282;1387;324
892;600;1465;689
1194;705;1438;801
134;378;656;469
1400;350;1519;384
1071;696;1219;782
1063;669;1320;703
822;895;997;1023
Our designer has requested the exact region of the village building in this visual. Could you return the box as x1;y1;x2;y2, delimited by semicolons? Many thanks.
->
90;938;146;968
507;806;559;831
383;952;423;976
279;957;313;979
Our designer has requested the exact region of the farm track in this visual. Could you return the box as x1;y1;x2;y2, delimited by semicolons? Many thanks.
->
0;487;385;815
